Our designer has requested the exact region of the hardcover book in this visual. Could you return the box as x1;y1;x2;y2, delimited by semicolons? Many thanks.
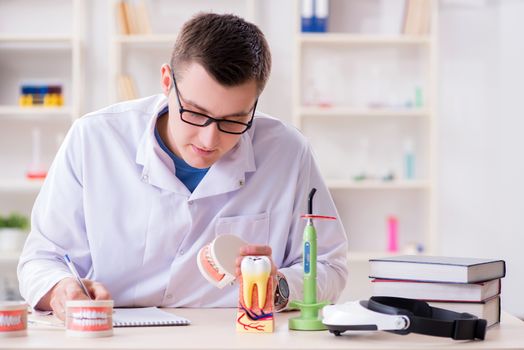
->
371;278;501;302
429;296;501;327
369;255;506;283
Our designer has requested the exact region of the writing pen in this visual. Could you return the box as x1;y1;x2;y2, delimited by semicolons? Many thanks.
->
28;319;64;328
63;254;93;300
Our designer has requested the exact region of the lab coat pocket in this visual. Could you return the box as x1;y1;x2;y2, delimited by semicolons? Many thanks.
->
215;212;269;245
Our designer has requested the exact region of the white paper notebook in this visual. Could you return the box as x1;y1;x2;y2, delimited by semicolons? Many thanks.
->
113;307;191;327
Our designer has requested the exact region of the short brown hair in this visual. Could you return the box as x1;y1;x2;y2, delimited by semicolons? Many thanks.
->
170;13;271;94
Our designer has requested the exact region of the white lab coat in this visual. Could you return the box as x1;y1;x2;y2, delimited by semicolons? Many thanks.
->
17;94;348;308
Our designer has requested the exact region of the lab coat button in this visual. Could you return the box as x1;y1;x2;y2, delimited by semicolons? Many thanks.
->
179;250;184;255
187;200;193;205
141;174;149;183
166;294;173;299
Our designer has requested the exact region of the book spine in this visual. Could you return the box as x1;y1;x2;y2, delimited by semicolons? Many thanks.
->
135;0;152;35
123;1;138;35
301;0;315;33
116;1;130;35
314;0;329;33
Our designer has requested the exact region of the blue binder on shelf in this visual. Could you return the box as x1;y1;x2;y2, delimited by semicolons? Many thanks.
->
315;0;328;32
301;0;329;33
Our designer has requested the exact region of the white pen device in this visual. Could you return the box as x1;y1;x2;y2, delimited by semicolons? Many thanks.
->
63;254;93;300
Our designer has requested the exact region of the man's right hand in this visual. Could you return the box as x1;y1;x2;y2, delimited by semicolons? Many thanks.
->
36;277;112;321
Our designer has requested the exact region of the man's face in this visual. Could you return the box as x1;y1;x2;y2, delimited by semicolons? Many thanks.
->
160;62;258;169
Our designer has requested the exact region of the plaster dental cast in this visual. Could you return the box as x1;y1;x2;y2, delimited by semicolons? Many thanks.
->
65;300;114;338
0;301;27;338
17;12;348;318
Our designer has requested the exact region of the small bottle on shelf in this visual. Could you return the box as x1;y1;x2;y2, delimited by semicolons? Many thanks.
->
26;128;47;180
414;86;424;108
403;138;415;180
386;215;398;253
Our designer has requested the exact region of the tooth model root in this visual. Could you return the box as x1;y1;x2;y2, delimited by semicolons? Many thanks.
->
240;256;271;309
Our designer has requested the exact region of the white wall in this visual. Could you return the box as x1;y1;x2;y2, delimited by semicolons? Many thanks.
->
438;0;524;317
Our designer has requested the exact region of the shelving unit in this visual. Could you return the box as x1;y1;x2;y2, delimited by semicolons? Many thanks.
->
0;179;44;193
0;1;83;200
0;0;84;300
108;0;256;103
293;0;438;265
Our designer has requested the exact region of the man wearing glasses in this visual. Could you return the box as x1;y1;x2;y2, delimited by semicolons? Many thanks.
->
18;13;348;320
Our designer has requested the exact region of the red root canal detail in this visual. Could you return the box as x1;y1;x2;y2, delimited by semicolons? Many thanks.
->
237;312;265;331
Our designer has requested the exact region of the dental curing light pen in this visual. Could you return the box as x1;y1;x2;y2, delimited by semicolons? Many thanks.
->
64;254;93;300
289;188;336;331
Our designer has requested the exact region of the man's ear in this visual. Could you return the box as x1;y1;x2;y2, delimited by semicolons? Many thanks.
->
160;64;172;97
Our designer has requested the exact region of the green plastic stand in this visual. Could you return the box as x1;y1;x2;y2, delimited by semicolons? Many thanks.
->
288;300;329;331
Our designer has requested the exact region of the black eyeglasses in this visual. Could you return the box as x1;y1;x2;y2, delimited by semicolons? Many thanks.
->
171;71;257;135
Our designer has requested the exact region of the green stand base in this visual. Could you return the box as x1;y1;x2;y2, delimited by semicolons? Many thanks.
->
288;316;326;331
288;300;329;331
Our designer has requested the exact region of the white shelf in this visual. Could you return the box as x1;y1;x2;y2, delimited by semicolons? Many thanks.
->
349;251;396;262
0;106;73;119
0;0;83;231
0;179;44;192
348;251;424;262
326;179;430;190
0;35;74;45
299;106;430;118
0;252;21;264
114;34;178;44
299;33;431;45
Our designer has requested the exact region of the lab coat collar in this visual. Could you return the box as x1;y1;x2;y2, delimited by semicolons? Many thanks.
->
191;132;255;200
135;95;256;199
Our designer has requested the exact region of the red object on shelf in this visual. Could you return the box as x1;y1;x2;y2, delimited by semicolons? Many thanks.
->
26;171;47;180
317;102;333;108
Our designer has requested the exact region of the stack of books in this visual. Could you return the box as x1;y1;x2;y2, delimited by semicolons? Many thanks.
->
369;255;506;327
402;0;431;36
116;0;151;35
117;75;138;101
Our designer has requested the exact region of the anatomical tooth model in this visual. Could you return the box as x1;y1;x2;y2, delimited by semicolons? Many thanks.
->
236;256;274;333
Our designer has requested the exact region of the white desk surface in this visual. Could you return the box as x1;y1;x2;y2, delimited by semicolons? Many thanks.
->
2;309;524;350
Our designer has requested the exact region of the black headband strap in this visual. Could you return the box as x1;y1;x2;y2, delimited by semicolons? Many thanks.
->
368;296;487;340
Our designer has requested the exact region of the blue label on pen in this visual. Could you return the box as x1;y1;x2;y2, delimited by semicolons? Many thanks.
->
304;242;311;274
